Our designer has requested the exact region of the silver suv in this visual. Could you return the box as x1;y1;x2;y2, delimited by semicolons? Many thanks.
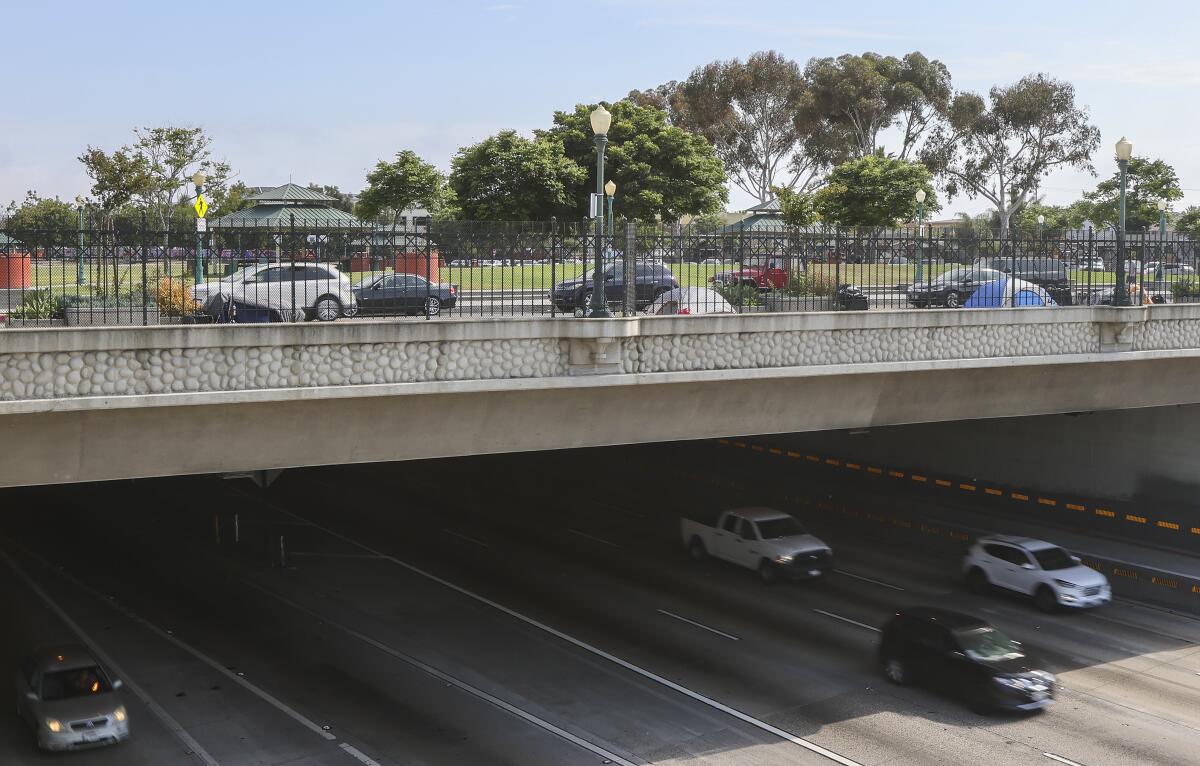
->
15;645;129;751
191;262;357;321
963;535;1111;612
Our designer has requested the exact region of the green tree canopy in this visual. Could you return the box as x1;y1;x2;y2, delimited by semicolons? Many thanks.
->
797;51;952;163
78;145;153;226
540;100;727;221
920;74;1099;237
307;184;355;214
1176;206;1200;236
811;155;937;227
356;150;448;224
1011;201;1089;233
773;186;818;227
1081;156;1183;231
3;193;79;244
448;131;585;221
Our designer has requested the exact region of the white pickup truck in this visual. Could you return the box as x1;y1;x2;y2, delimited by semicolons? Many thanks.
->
680;507;833;583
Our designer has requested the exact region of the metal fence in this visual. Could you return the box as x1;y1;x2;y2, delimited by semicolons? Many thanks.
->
2;218;1197;326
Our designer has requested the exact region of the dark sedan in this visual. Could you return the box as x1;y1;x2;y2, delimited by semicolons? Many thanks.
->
353;273;458;316
878;607;1056;713
549;263;678;314
908;267;1001;308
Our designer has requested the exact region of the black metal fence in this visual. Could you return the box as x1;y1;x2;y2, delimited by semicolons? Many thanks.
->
2;218;1197;326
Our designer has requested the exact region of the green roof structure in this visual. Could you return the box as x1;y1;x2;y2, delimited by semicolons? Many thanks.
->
719;197;784;233
211;183;365;228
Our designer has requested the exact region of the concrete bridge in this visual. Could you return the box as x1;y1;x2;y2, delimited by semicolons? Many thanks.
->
3;305;1200;487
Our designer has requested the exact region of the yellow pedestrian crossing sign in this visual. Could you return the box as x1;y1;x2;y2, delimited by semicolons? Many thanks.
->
194;194;209;218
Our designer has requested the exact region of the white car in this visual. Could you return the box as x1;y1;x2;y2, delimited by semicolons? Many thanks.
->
963;535;1111;612
191;262;356;321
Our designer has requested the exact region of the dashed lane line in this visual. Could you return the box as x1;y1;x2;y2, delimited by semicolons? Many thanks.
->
811;609;881;633
566;528;622;548
834;569;905;592
1043;753;1087;766
657;609;741;641
247;494;869;766
1;548;223;766
442;528;492;548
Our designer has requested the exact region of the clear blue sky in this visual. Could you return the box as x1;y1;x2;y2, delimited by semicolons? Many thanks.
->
5;0;1200;215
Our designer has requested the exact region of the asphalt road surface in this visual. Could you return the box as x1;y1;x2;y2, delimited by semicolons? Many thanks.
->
1;445;1198;765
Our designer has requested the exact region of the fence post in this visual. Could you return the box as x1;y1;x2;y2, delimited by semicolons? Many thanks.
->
834;229;842;311
624;220;636;315
425;225;433;320
737;225;745;314
550;217;557;318
1087;228;1094;302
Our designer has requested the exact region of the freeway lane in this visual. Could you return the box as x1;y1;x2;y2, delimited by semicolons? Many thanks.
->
269;453;1200;766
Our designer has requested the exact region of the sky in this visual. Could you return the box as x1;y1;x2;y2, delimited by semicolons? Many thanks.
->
4;0;1200;218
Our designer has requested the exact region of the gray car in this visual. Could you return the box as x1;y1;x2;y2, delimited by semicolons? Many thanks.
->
15;645;129;751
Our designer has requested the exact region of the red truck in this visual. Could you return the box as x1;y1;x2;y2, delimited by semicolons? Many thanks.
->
709;255;801;291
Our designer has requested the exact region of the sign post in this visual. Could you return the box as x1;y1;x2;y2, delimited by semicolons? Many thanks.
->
194;191;208;283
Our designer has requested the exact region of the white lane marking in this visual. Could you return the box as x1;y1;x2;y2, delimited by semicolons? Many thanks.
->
1044;753;1087;766
245;580;638;766
442;528;491;548
4;540;339;742
339;742;384;766
0;550;223;766
565;528;622;548
812;609;881;633
290;552;386;559
833;569;905;591
656;609;740;641
265;502;867;766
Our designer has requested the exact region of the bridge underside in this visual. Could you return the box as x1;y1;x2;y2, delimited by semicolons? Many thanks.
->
4;352;1200;488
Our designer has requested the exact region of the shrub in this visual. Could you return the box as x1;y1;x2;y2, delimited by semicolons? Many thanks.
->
714;282;761;306
1172;278;1200;299
781;271;836;297
157;277;200;316
9;290;61;319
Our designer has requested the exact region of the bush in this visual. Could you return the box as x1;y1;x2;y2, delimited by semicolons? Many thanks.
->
157;277;200;316
8;290;61;319
780;271;836;297
1172;278;1200;299
714;282;761;306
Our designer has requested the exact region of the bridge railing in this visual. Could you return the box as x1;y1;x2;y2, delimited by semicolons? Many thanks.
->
1;219;1195;326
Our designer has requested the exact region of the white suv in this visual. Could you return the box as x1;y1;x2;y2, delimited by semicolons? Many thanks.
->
191;262;357;321
963;535;1111;612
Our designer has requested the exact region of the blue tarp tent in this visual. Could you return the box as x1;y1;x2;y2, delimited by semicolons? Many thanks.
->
963;277;1057;308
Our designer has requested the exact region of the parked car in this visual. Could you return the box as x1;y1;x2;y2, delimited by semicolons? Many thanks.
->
710;254;803;291
1142;262;1196;277
353;273;457;316
963;535;1111;611
1085;284;1166;305
191;262;356;321
981;257;1074;305
680;507;833;583
15;645;130;751
878;608;1056;712
907;267;1002;308
548;263;678;313
1076;256;1105;271
647;287;734;315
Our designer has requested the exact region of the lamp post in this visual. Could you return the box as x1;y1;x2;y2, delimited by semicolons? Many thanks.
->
1157;198;1168;282
1114;137;1133;305
588;105;613;317
1037;213;1045;237
604;179;616;242
913;189;926;286
192;170;207;284
74;195;86;285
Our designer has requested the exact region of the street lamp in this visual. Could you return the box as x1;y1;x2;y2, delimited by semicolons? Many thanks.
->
1157;198;1168;282
1114;136;1133;305
192;170;207;284
604;179;616;243
588;105;612;317
74;195;86;285
914;189;926;286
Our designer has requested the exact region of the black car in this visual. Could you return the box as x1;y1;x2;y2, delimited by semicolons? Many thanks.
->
908;267;1002;308
549;263;679;314
984;257;1074;305
878;607;1056;713
352;273;458;316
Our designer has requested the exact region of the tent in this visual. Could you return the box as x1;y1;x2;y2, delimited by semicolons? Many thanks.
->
647;287;734;315
963;277;1057;308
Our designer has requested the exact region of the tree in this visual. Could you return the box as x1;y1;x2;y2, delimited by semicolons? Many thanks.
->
1011;201;1089;233
355;150;447;224
921;74;1100;238
78;146;153;226
773;186;818;227
1176;206;1200;236
448;131;585;221
664;51;819;203
797;51;952;163
811;155;937;228
1081;156;1183;231
304;184;355;214
133;126;230;229
211;181;253;218
3;193;79;244
541;100;727;221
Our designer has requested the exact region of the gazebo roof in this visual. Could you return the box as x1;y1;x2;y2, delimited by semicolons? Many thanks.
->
0;232;21;247
247;183;338;204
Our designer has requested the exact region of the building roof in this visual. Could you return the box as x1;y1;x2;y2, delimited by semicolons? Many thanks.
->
0;232;21;247
247;183;338;204
212;204;363;227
